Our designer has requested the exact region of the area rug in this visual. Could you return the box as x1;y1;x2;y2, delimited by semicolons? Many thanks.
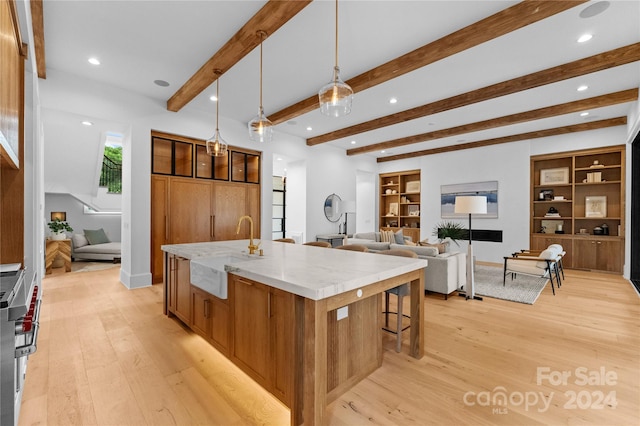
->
471;264;549;305
72;261;120;273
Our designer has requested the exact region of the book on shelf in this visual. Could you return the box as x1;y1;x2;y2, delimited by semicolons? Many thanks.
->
586;171;602;183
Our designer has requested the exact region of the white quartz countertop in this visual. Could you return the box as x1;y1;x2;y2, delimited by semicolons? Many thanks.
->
162;240;428;300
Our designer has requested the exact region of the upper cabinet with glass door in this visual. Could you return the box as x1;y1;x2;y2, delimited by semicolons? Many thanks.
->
152;136;193;177
231;151;260;184
151;133;260;184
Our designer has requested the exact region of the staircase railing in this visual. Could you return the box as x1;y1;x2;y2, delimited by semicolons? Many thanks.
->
99;155;122;193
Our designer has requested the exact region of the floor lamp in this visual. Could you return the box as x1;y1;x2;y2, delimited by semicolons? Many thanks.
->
454;195;487;301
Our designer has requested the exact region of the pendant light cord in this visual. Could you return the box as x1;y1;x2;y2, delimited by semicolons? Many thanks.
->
258;31;266;112
334;0;339;69
214;70;221;132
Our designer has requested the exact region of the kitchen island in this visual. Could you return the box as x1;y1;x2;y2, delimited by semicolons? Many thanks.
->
162;240;427;425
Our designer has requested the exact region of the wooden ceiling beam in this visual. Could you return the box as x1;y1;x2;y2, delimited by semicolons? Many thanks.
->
268;0;588;125
167;0;312;112
309;43;640;146
347;89;638;156
30;0;46;78
377;117;627;163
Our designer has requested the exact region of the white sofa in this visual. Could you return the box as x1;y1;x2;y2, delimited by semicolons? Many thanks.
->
71;233;122;262
350;232;466;299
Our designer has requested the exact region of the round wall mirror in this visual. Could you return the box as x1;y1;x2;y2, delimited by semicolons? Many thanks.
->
324;193;342;223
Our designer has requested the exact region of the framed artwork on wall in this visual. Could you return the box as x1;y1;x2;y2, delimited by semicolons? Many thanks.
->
540;167;569;185
441;181;498;218
585;196;607;217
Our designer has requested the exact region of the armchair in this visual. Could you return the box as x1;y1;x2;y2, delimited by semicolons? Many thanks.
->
503;247;560;295
515;244;565;287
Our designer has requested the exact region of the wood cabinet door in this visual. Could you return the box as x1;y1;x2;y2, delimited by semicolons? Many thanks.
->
167;254;177;313
573;239;597;270
213;183;249;241
169;179;213;244
151;176;168;283
174;256;191;324
210;297;229;353
595;240;622;273
230;276;270;384
191;287;211;337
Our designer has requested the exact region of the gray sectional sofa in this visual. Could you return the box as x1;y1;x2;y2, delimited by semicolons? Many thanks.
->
348;232;466;299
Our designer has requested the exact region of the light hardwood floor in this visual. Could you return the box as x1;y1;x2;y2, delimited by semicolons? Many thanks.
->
20;265;639;425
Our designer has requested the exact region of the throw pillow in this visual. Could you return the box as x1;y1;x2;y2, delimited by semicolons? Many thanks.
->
393;229;405;245
405;240;417;246
71;233;89;248
84;228;110;245
419;241;449;254
379;229;395;243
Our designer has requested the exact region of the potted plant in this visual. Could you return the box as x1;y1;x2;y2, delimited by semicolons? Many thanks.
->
432;220;466;247
48;218;73;240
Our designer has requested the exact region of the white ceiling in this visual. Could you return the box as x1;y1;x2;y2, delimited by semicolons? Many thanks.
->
41;0;640;159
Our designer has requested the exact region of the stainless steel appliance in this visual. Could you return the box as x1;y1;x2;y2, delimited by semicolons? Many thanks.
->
0;266;40;426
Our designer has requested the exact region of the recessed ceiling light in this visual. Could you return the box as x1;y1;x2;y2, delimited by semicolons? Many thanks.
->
577;34;593;43
350;140;356;145
580;1;610;19
154;79;170;87
81;121;93;126
306;126;312;131
88;57;100;65
276;157;282;161
389;97;398;104
209;95;218;102
580;112;589;117
577;85;589;92
381;150;386;154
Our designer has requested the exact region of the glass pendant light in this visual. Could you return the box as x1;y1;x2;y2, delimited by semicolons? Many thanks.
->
206;71;228;157
318;0;353;117
248;31;273;143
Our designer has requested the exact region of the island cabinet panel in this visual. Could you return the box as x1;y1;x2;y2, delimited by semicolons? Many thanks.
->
191;287;210;337
191;286;230;354
167;254;191;324
228;274;295;406
326;295;382;402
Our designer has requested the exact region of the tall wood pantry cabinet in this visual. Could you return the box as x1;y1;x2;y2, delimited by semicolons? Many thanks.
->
151;131;261;282
530;145;625;274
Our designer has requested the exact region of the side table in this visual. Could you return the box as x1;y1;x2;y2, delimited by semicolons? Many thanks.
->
45;239;72;274
316;233;347;247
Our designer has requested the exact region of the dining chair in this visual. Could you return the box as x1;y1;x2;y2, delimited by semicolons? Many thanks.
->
274;238;296;243
334;244;368;252
303;241;332;248
378;249;418;352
